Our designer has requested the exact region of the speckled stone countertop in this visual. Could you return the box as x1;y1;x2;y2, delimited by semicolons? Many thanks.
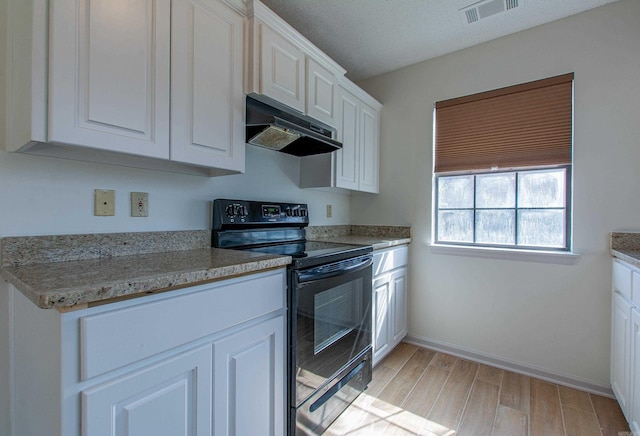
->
307;225;411;249
611;232;640;269
0;231;290;310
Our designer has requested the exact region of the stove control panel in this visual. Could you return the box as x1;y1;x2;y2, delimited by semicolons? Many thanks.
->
213;199;309;230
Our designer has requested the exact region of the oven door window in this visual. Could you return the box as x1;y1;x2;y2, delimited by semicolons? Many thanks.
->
293;259;372;406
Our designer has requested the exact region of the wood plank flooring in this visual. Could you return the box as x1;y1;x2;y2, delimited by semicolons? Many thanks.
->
325;343;630;436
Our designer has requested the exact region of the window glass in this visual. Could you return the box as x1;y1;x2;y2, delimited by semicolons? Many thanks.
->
437;210;474;243
517;210;565;247
475;210;515;245
435;167;569;250
518;169;565;208
476;173;515;208
438;175;474;209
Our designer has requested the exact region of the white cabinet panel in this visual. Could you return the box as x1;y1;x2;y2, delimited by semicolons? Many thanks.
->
214;316;285;436
631;308;640;434
392;269;408;344
259;24;305;112
306;58;337;127
373;277;391;362
335;87;360;190
359;102;380;193
612;290;632;418
49;0;171;158
372;246;409;366
83;346;212;436
171;0;245;172
614;260;633;301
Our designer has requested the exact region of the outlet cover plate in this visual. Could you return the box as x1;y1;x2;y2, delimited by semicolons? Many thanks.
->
94;190;115;216
131;192;149;217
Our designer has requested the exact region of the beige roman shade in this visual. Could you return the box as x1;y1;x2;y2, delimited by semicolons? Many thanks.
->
434;73;574;173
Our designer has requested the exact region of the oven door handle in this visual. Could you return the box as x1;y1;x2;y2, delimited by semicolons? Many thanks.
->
296;256;372;283
309;359;367;413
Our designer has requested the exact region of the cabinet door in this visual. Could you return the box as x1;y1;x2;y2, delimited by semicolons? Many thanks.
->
82;346;212;436
612;291;632;418
373;275;391;365
335;87;360;190
359;102;380;193
214;316;285;436
306;58;337;127
171;0;245;172
259;24;305;112
49;0;170;158
631;308;640;433
391;267;408;344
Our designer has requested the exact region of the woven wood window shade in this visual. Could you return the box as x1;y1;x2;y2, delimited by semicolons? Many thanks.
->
434;73;574;173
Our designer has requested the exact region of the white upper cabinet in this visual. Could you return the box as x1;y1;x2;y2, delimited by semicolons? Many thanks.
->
306;58;338;126
4;0;245;176
171;0;245;172
359;100;380;193
49;0;171;159
246;0;344;126
257;23;306;112
301;78;381;194
334;87;360;190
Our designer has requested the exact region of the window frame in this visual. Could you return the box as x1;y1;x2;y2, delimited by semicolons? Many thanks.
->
433;165;572;252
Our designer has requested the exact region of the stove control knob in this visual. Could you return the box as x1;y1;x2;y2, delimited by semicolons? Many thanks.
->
285;208;292;217
235;204;248;218
225;204;235;218
300;209;307;217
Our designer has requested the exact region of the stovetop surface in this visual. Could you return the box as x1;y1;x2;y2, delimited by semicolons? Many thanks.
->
240;240;372;269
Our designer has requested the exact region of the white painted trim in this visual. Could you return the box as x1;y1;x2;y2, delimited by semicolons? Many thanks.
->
429;243;580;265
404;334;613;398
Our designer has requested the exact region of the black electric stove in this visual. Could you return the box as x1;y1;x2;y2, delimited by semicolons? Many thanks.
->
211;199;373;435
211;199;371;268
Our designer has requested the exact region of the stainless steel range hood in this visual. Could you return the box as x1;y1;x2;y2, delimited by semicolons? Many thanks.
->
246;94;342;156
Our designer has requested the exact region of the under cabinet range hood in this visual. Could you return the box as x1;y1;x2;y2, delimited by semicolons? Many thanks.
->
246;94;342;156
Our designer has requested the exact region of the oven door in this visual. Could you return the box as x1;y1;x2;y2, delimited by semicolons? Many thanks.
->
290;254;373;407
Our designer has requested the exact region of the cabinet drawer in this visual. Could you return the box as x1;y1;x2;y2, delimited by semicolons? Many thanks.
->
613;260;633;301
373;245;409;277
80;270;285;380
632;271;640;308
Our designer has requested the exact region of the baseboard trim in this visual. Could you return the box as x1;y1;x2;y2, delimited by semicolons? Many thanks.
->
404;334;614;398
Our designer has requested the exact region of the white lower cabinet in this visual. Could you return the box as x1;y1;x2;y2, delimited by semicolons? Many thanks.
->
372;245;409;366
610;258;640;428
631;308;640;434
11;269;287;436
83;346;213;436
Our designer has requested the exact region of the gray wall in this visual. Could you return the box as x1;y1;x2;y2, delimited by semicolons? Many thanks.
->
354;0;640;387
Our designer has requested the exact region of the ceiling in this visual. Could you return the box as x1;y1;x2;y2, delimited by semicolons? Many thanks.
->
260;0;621;81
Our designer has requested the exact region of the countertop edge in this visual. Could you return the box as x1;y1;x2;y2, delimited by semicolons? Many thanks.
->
1;255;291;310
611;249;640;269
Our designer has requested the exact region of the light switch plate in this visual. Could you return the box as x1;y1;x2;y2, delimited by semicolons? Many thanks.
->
94;190;115;216
131;192;149;217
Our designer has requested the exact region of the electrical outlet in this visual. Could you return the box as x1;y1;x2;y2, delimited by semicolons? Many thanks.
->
94;190;115;216
131;192;149;217
326;204;332;218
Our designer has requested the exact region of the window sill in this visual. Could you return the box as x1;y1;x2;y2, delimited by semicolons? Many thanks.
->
429;243;580;265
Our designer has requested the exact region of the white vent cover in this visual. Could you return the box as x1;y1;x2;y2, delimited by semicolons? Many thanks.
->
460;0;524;24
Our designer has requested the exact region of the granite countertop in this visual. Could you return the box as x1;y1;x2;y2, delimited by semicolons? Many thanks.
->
1;226;410;311
611;232;640;269
306;225;411;250
0;231;290;310
309;235;411;250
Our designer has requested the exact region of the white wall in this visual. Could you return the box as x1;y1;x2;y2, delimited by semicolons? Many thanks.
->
354;0;640;387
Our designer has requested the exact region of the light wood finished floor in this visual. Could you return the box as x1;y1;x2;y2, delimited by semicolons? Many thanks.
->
325;343;630;436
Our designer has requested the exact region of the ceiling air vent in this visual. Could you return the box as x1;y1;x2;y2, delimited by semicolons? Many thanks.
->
460;0;524;25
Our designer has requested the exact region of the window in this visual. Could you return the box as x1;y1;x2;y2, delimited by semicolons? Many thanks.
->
433;73;574;251
436;167;570;249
